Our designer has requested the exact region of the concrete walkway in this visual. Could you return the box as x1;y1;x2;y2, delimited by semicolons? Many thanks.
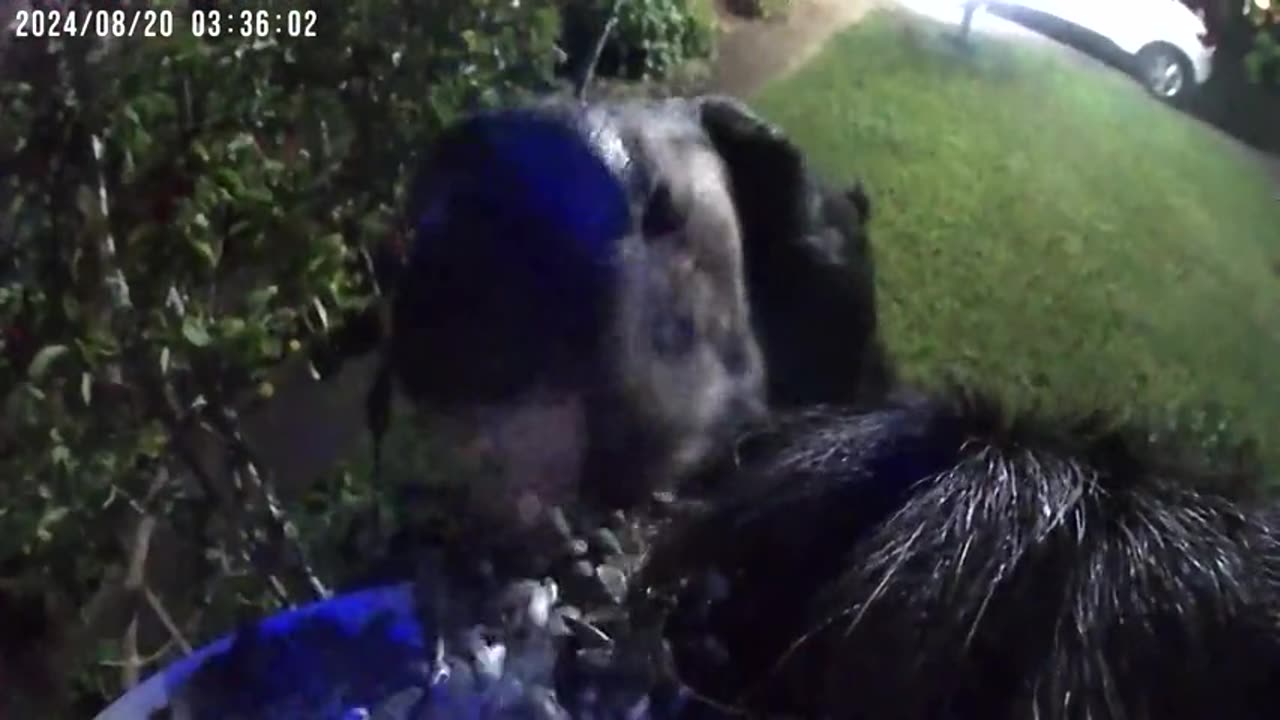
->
710;0;884;96
709;0;1061;97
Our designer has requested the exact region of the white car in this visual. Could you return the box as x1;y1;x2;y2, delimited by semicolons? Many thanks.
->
987;0;1216;101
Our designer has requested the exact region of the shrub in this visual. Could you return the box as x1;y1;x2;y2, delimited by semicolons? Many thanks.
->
1246;0;1280;87
0;0;560;710
561;0;717;81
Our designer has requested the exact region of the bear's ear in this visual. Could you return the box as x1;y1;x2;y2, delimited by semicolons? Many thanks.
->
697;95;891;408
696;95;873;249
696;95;812;260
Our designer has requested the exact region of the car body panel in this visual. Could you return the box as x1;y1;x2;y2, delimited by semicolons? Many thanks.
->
995;0;1215;85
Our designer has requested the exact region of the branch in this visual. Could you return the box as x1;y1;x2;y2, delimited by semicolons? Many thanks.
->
120;612;141;689
162;421;294;606
130;358;302;608
240;459;330;601
212;405;330;601
119;482;160;690
144;587;193;656
575;0;627;100
98;638;177;670
88;133;132;315
68;51;135;327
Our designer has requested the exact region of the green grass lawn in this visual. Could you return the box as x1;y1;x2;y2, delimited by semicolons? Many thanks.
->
751;9;1280;471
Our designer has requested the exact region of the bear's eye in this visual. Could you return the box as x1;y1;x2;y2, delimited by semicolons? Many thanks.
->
642;182;683;238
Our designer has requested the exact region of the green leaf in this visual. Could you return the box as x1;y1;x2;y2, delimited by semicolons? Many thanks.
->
190;238;219;268
221;317;247;337
80;372;93;406
137;422;168;458
49;446;72;471
258;335;283;358
227;132;257;153
36;506;70;542
242;186;274;204
160;346;171;374
28;345;71;379
246;284;280;309
214;167;247;195
181;317;212;347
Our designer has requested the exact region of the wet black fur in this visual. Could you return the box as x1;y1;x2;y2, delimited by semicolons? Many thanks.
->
642;391;1280;720
700;97;893;409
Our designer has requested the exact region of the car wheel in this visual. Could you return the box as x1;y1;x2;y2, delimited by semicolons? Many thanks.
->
1136;45;1192;103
